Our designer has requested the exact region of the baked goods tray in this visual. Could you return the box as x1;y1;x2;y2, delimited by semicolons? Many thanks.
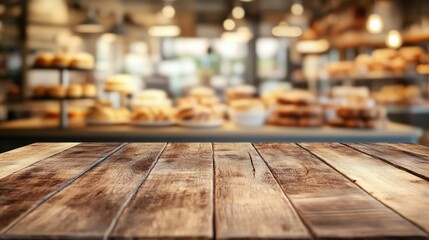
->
31;66;93;71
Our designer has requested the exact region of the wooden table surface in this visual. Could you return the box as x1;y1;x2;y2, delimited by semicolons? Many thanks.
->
0;143;428;239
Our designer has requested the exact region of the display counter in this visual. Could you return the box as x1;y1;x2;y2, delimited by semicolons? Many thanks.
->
0;118;422;143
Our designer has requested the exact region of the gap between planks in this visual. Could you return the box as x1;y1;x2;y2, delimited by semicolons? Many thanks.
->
103;142;168;240
0;143;127;236
342;143;429;182
251;143;317;239
297;143;429;236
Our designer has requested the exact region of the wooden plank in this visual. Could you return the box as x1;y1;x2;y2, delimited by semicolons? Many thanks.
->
111;143;213;239
213;143;309;239
0;143;79;179
346;143;429;180
0;142;123;234
254;143;426;239
4;143;166;239
299;143;429;234
386;143;429;157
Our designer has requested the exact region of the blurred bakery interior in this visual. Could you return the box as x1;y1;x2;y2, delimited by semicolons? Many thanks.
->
1;0;429;150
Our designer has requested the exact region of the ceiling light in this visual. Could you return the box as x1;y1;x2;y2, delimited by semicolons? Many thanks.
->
223;18;235;31
162;5;175;18
385;30;402;49
291;2;304;16
75;9;104;33
148;25;181;37
221;26;253;42
272;21;302;37
366;14;383;34
296;39;330;54
232;6;245;19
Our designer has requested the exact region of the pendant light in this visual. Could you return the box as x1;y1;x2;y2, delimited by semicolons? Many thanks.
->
291;0;304;16
366;0;383;34
108;13;126;35
385;30;402;48
162;5;175;18
367;14;383;34
223;18;236;31
232;5;245;19
148;1;180;37
75;8;104;33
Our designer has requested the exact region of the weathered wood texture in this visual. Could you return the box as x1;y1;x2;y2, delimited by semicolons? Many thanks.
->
347;143;429;180
386;143;429;157
299;143;429;234
111;143;214;239
0;143;79;179
1;142;429;239
4;143;166;239
213;143;309;239
0;143;123;234
254;143;425;238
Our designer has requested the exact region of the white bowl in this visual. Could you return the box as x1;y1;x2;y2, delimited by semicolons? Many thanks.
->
228;109;267;127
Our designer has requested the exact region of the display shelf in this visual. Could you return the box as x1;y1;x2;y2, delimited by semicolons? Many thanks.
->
30;97;96;101
29;66;93;129
293;72;426;84
0;120;422;143
31;66;93;71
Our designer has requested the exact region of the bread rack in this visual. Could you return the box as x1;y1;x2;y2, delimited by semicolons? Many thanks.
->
31;66;93;129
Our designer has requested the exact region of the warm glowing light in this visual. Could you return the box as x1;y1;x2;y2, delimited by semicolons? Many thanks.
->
366;14;383;34
232;6;245;19
272;21;302;37
162;5;175;18
296;39;330;54
223;18;235;31
291;3;304;16
385;30;402;49
148;25;181;37
75;24;104;33
221;27;253;42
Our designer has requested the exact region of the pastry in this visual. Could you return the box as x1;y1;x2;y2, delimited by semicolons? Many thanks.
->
86;104;130;123
47;86;66;98
104;74;135;94
189;86;215;99
52;53;71;67
226;85;256;102
132;107;176;122
34;53;54;67
268;117;297;126
277;90;316;106
83;84;97;98
229;99;265;113
69;52;94;69
298;117;323;127
87;105;116;122
67;84;83;98
176;105;219;122
33;85;47;98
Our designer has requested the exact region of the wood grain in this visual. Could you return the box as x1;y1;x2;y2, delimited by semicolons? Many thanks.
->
4;143;166;239
111;143;213;239
0;143;79;179
0;142;123;234
213;143;309;239
346;143;429;180
386;143;429;157
300;143;429;234
254;143;426;238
